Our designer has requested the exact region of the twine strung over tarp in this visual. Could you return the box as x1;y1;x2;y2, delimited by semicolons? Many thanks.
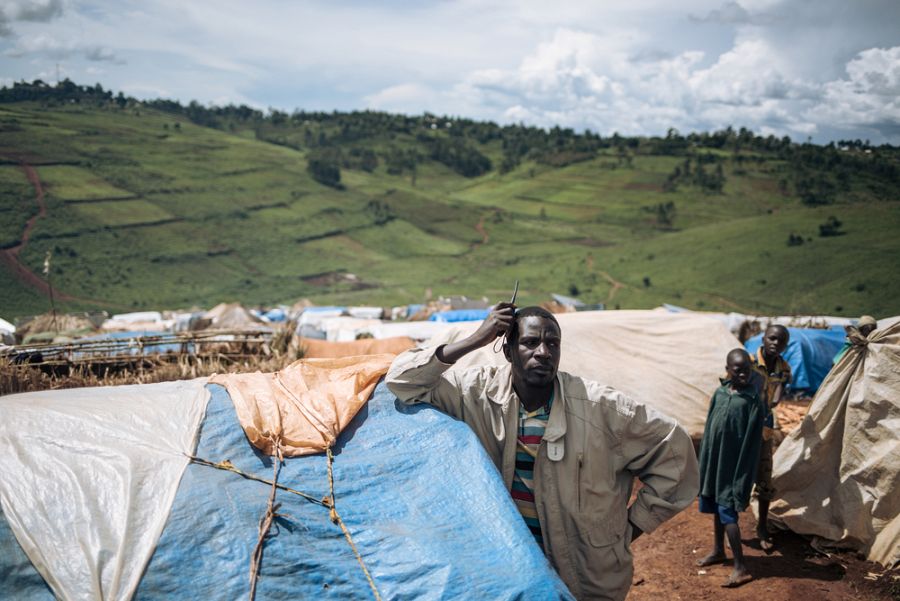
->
249;441;283;601
325;446;382;601
189;446;382;601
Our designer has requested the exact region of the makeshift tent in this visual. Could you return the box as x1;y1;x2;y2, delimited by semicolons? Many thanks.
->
0;378;572;599
298;306;347;324
768;319;900;567
745;326;846;394
297;336;416;359
347;306;384;320
0;316;14;345
0;380;209;601
203;303;269;330
318;316;385;341
365;320;456;342
17;312;96;342
109;311;164;324
425;310;742;440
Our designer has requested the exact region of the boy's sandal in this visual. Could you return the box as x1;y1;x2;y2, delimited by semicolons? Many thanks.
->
696;553;728;567
721;573;753;588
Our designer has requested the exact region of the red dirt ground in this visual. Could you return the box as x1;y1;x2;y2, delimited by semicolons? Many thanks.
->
629;399;899;601
629;499;897;600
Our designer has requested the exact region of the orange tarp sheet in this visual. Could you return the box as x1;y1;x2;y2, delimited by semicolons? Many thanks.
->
210;354;395;457
299;336;416;358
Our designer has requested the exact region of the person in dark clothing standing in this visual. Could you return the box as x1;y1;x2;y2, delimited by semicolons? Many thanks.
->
696;348;766;588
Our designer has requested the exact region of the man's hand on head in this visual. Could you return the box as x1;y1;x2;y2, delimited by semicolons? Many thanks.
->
436;302;517;364
471;302;517;346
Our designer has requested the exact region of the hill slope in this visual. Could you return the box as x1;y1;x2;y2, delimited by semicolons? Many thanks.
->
1;83;898;319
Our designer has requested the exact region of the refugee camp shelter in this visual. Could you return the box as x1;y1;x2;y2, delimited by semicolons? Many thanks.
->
296;336;416;359
203;302;270;331
0;316;14;345
0;370;572;599
426;310;742;440
769;317;900;567
15;312;97;343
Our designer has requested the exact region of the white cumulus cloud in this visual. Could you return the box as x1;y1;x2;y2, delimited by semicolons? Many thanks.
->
812;46;900;129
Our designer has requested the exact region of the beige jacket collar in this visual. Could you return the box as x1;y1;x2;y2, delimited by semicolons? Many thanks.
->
491;366;568;460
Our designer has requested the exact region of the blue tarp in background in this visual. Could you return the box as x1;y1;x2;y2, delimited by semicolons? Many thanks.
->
263;308;288;322
428;309;491;323
745;326;846;394
1;381;572;600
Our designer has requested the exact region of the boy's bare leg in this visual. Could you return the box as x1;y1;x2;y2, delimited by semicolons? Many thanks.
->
757;498;774;551
722;523;753;587
697;515;728;566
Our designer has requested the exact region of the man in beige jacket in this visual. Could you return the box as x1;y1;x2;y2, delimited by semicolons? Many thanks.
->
386;304;699;601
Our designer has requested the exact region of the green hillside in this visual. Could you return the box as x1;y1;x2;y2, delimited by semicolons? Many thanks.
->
1;80;898;319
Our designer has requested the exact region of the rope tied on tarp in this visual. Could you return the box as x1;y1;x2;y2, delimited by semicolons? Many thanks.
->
202;355;394;598
845;326;872;348
188;445;383;601
249;440;283;601
325;445;382;601
187;455;325;506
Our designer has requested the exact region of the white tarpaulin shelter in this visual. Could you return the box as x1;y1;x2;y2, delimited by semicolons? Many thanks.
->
368;320;457;342
769;318;900;567
0;380;210;600
0;316;14;344
425;310;742;439
0;316;15;335
318;316;385;341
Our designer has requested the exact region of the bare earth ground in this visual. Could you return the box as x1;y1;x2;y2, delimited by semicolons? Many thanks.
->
629;399;899;601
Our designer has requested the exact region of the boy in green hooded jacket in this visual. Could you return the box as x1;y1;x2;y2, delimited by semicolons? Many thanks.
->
697;348;765;588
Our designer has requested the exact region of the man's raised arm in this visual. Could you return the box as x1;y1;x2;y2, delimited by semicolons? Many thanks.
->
385;303;516;418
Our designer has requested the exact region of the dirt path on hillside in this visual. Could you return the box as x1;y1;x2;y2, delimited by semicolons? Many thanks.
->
598;269;627;303
0;161;65;299
9;163;47;258
1;160;124;309
704;293;755;315
471;213;490;250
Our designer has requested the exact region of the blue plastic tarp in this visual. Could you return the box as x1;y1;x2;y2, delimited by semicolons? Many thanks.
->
263;308;288;322
745;326;847;394
428;309;490;323
1;381;572;600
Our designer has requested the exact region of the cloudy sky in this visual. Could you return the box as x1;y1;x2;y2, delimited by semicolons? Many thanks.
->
1;0;898;143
